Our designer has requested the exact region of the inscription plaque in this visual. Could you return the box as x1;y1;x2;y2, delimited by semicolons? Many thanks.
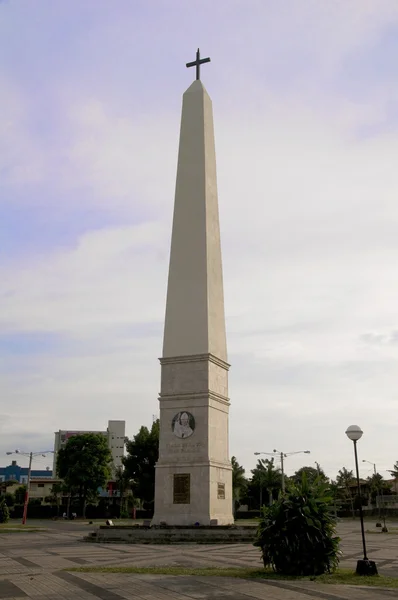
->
173;473;191;504
217;483;225;499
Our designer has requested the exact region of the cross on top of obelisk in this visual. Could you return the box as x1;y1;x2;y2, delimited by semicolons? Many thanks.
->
186;48;211;81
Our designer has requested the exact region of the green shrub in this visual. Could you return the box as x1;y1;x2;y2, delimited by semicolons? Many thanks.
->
254;475;340;576
4;493;15;507
0;498;10;523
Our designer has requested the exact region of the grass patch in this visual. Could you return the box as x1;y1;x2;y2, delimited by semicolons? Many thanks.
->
0;524;46;533
366;528;398;534
67;566;398;587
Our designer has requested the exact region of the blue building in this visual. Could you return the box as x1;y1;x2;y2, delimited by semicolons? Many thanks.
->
0;460;53;484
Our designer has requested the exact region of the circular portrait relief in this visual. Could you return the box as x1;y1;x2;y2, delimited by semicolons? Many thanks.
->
171;411;195;439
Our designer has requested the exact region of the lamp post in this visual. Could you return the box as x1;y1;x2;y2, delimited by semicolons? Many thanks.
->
345;426;377;576
273;449;311;493
362;459;376;476
255;449;310;494
6;449;53;525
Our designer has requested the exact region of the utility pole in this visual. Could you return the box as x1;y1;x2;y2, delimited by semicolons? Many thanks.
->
22;452;33;525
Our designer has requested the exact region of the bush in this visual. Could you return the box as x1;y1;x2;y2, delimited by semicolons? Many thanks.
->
254;475;340;576
0;498;10;523
10;504;58;519
4;493;15;507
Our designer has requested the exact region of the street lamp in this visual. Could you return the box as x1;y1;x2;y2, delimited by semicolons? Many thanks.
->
273;449;311;493
6;449;53;525
345;425;377;576
254;449;310;493
362;459;376;476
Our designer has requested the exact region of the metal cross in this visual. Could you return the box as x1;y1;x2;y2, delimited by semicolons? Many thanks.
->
186;48;211;80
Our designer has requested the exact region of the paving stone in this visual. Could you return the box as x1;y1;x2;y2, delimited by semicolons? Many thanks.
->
0;579;27;598
1;522;398;599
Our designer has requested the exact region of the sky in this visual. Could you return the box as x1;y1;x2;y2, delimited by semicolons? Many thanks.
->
1;0;398;481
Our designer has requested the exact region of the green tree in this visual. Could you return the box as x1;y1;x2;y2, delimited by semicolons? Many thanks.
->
114;466;132;517
291;464;329;486
3;493;15;507
46;482;68;516
336;467;355;517
0;479;19;496
123;420;159;508
14;485;27;504
389;461;398;480
0;497;10;523
367;473;392;505
231;456;247;512
251;458;282;507
56;433;112;517
254;475;340;576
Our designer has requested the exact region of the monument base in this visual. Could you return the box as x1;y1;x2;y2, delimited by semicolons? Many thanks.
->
84;524;256;545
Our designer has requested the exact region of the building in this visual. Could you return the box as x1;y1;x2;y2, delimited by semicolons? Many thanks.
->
4;477;61;503
53;420;126;475
0;460;53;484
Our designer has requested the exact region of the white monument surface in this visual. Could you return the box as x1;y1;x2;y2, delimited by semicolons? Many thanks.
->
152;50;234;526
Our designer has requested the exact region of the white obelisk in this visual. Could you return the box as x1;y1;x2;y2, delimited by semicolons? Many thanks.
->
152;50;233;526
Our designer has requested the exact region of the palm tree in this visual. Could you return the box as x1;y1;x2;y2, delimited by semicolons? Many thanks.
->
336;467;355;517
114;466;131;517
251;458;282;507
231;457;247;513
388;461;398;480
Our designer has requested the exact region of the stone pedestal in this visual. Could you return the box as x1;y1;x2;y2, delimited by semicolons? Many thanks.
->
153;354;233;526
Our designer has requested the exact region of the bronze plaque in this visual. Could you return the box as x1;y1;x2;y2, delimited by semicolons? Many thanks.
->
217;483;225;499
173;474;191;504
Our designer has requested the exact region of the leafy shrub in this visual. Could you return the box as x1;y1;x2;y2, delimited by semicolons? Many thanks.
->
254;475;340;576
4;493;15;507
0;498;10;523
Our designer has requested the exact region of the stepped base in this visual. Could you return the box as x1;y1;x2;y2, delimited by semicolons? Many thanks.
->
84;524;256;544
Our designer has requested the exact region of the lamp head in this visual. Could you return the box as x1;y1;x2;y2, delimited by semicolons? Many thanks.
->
304;451;311;454
345;425;363;442
254;452;260;455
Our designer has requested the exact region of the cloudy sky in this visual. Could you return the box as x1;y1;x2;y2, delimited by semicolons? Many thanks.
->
1;0;398;480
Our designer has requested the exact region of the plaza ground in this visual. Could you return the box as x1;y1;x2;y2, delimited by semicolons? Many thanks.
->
0;519;398;599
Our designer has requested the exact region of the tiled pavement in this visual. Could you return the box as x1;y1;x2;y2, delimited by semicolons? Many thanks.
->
0;521;397;599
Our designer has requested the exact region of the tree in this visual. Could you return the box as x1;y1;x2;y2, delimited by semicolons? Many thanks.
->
367;473;392;505
291;464;329;486
251;458;282;507
56;433;112;517
47;482;68;517
3;493;15;507
336;467;355;517
0;497;10;523
389;461;398;480
14;485;27;505
114;466;132;517
0;480;19;496
123;420;159;508
231;456;247;512
254;475;340;576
